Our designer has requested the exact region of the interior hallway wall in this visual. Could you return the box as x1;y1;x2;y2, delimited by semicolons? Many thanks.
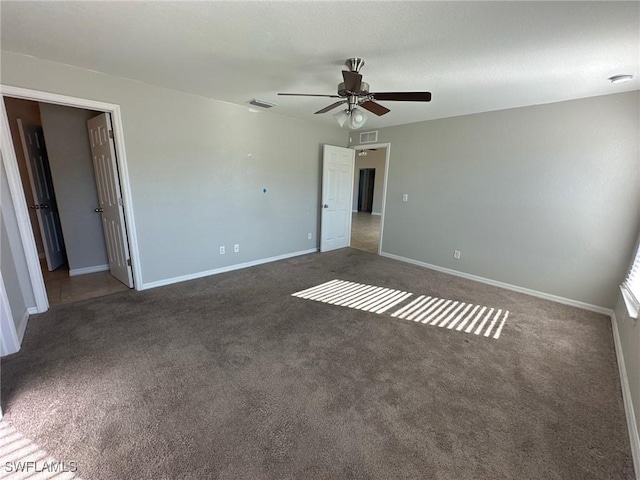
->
351;149;386;215
39;103;108;273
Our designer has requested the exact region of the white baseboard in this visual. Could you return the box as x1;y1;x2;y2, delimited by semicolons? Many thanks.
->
372;212;382;216
379;252;612;315
611;311;640;479
69;264;109;276
141;248;318;290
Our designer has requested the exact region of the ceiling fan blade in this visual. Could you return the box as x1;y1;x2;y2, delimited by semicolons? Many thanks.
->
371;92;432;102
278;93;341;98
359;100;390;116
314;101;347;114
342;70;362;93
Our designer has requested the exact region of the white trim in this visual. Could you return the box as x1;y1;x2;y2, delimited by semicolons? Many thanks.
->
611;311;640;479
379;251;613;315
0;272;21;356
620;285;640;320
350;142;391;256
371;212;382;216
27;307;38;315
1;85;143;303
141;248;318;290
0;97;49;312
69;264;109;277
16;309;29;343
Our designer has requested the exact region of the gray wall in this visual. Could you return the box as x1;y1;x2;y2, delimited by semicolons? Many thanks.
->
1;51;347;286
0;157;35;324
39;103;108;272
352;149;386;214
365;91;639;309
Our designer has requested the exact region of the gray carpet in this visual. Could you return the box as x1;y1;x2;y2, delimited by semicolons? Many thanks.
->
0;249;635;479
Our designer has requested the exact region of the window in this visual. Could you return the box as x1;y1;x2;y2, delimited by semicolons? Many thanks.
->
621;244;640;319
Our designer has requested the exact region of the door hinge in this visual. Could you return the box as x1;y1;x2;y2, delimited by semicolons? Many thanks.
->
109;129;114;139
127;258;131;267
117;197;123;206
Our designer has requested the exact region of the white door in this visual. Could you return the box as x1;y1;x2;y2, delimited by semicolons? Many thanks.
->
320;145;355;252
17;120;66;271
87;113;133;288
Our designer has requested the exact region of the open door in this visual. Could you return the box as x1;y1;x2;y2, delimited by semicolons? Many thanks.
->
320;145;355;252
87;113;134;288
17;120;66;271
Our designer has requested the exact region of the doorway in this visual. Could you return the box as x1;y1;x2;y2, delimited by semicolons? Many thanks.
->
357;168;375;213
4;97;130;306
1;89;138;311
350;146;388;254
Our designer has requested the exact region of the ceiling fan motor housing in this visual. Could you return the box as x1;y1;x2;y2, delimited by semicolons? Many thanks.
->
338;81;369;97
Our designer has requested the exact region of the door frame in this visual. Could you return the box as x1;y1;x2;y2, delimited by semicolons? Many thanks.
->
0;85;142;312
350;142;391;255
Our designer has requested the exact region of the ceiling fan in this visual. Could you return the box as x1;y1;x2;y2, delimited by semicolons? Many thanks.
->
278;58;431;129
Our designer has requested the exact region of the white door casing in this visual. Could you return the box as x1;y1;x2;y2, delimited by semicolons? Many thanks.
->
87;113;134;288
17;120;66;271
321;145;355;252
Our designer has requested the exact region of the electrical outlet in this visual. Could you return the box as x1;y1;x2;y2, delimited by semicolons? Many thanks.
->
234;244;239;253
453;250;461;259
219;246;225;255
308;232;312;240
402;194;409;202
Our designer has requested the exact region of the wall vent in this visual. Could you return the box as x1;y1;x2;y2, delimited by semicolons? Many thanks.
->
248;99;277;109
359;131;378;144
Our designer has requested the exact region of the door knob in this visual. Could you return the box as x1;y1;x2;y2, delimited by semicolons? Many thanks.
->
40;204;49;209
30;204;39;209
323;204;329;208
94;208;104;213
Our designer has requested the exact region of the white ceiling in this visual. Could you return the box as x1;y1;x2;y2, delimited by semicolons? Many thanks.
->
1;1;638;129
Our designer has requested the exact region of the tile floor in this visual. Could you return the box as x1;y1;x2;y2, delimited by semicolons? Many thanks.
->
41;260;130;306
350;212;381;254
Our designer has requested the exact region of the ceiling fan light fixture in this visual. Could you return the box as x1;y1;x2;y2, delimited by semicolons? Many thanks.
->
333;109;350;127
349;107;367;129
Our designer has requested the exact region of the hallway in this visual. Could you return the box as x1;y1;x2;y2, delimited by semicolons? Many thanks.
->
350;212;380;254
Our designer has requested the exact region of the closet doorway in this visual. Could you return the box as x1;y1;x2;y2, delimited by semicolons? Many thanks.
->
3;97;132;306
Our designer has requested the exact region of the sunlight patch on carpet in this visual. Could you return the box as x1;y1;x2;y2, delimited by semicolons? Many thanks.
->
292;280;510;339
0;421;83;479
291;279;412;314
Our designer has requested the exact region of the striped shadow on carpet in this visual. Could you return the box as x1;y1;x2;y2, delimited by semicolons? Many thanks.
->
292;279;510;339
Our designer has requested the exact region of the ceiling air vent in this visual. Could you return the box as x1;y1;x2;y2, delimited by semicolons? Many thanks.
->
248;99;277;109
359;131;378;144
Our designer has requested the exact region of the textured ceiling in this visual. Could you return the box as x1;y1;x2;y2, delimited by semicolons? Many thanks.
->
1;1;638;129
